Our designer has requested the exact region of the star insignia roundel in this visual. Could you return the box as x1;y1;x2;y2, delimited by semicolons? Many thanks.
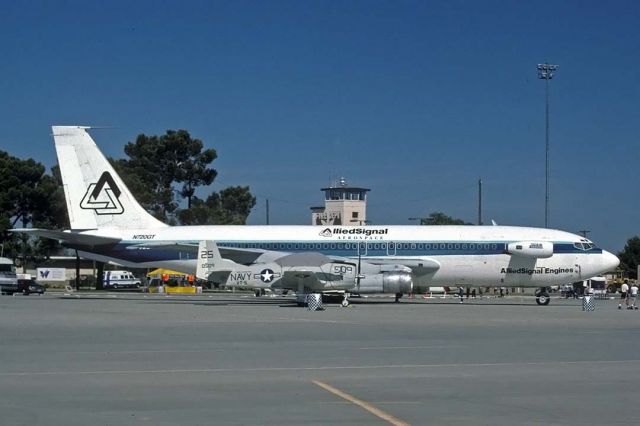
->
260;269;275;283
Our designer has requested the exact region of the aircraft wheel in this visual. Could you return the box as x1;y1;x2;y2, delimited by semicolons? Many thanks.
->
341;299;349;307
536;293;550;305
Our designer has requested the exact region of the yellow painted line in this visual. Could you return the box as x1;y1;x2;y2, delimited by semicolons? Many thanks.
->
313;380;410;426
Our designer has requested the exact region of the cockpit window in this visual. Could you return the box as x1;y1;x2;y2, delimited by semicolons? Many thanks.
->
574;241;595;251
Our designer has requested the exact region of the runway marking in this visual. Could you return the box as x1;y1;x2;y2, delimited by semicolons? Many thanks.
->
312;380;410;426
357;345;465;350
1;359;639;377
55;349;228;355
1;345;457;356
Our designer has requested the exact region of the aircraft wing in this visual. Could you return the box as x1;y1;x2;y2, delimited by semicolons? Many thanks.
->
272;253;347;290
362;256;441;272
275;269;343;291
129;241;272;265
275;252;333;267
10;228;121;246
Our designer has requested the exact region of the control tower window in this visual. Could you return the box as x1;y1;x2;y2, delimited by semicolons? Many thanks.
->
328;190;341;200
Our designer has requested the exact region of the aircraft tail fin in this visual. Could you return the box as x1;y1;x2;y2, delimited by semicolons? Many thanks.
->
52;126;167;230
197;240;240;281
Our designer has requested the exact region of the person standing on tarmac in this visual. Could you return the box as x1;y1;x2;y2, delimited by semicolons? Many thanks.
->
628;282;638;310
619;281;629;310
458;286;464;303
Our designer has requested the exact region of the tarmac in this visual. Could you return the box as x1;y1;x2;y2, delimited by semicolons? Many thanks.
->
1;292;639;425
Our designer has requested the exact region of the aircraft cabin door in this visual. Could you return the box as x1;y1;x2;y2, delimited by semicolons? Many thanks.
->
386;242;396;256
574;263;582;280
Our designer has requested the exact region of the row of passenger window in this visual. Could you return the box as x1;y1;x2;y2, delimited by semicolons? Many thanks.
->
220;242;501;251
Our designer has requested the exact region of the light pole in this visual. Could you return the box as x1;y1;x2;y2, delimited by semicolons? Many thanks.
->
478;178;482;226
537;62;558;228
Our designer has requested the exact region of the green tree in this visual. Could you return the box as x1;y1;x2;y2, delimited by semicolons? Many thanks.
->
113;130;217;221
618;236;640;279
0;152;67;262
177;186;256;225
115;129;256;225
418;212;472;225
111;157;174;218
170;133;217;209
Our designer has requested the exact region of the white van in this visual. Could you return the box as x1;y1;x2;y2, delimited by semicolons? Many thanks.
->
103;270;141;289
0;257;18;295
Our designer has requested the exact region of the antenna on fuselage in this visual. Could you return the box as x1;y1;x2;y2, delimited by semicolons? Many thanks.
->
356;250;364;290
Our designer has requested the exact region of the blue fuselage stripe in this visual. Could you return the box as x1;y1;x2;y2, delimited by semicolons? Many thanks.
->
91;240;602;263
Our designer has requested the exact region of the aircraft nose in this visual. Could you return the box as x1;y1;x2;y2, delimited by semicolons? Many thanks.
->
601;250;620;271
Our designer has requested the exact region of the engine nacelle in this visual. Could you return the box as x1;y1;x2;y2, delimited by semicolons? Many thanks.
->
382;271;414;294
506;241;553;258
358;271;414;294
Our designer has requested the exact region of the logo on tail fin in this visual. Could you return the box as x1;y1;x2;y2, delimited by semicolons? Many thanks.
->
80;171;124;215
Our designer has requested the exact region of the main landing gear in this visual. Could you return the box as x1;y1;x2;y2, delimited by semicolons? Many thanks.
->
535;287;551;306
341;293;350;307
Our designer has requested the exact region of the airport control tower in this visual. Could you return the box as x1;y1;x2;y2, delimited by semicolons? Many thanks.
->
310;177;370;226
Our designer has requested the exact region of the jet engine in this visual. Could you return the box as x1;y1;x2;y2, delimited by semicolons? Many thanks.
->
382;271;414;293
505;241;553;258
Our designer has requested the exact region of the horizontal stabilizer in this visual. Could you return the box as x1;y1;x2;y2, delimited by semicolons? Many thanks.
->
10;228;121;246
126;241;198;251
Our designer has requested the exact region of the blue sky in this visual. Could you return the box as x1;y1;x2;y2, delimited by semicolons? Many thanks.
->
1;0;638;251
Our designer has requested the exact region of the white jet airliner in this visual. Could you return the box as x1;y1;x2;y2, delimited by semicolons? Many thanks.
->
13;126;619;306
